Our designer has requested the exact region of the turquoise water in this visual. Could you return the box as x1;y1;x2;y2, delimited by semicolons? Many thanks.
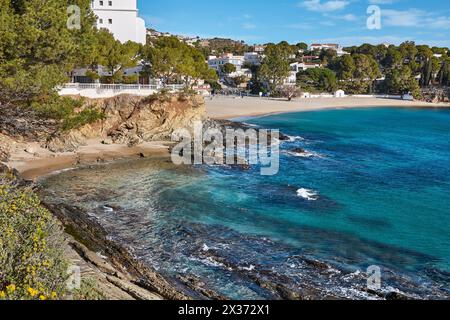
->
41;107;450;299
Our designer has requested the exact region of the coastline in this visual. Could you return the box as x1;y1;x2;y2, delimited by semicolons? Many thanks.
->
3;97;448;300
5;96;449;181
206;96;450;120
5;139;172;181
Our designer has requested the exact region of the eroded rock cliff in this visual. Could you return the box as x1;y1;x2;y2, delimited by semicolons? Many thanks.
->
45;94;206;152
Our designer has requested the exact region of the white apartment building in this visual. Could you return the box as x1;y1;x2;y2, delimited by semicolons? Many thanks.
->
244;52;262;66
208;54;245;72
310;43;349;57
91;0;146;44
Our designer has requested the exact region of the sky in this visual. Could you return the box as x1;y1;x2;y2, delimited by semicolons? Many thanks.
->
138;0;450;48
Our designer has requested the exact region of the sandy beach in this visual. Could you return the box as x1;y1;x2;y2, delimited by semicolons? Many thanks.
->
4;96;449;180
206;96;450;119
6;139;171;181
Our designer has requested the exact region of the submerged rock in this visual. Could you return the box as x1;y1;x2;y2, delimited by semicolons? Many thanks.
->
291;148;307;154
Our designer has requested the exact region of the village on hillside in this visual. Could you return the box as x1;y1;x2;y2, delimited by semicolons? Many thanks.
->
59;1;450;102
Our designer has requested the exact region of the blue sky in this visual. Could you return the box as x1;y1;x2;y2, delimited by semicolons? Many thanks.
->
139;0;450;47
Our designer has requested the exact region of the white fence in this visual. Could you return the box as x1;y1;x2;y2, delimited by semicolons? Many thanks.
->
351;94;403;99
58;83;201;98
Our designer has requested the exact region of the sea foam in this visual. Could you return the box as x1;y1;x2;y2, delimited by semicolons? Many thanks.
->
297;188;319;201
287;135;305;142
287;150;324;159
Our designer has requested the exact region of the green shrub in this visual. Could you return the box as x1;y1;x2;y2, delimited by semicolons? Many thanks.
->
61;108;105;131
0;174;68;300
72;278;105;301
32;96;84;120
32;96;104;132
122;75;139;84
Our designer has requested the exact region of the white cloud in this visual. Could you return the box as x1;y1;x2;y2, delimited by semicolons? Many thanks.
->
339;13;358;21
298;0;350;13
382;9;450;29
427;16;450;29
383;9;426;27
242;22;256;30
315;35;450;48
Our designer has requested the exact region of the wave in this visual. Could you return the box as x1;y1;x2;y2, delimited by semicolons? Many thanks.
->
286;150;325;159
287;135;305;142
241;122;259;128
297;188;319;201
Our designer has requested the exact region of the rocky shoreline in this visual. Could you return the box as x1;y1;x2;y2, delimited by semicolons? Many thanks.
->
3;94;444;300
1;116;304;300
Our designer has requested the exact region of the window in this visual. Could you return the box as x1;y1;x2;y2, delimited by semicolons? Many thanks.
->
108;1;112;5
99;0;103;5
108;19;112;24
99;18;103;24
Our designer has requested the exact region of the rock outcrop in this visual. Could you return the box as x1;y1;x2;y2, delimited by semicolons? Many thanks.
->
420;87;450;103
0;133;14;161
46;94;206;152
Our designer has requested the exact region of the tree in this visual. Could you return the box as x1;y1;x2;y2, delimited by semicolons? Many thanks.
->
296;42;308;51
399;41;418;62
385;65;420;97
143;36;217;88
320;49;337;66
258;43;293;92
383;47;403;69
186;47;218;88
220;63;236;75
143;36;190;85
0;0;97;107
279;85;302;101
334;54;355;80
95;31;141;84
438;58;450;86
420;58;433;87
358;43;377;58
297;68;337;93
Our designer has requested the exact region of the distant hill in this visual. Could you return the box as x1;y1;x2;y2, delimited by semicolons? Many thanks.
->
196;38;253;56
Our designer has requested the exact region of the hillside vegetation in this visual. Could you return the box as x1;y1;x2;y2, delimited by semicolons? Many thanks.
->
0;167;67;300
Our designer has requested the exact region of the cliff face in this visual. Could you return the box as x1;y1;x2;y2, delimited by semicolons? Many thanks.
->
0;133;14;162
45;94;206;152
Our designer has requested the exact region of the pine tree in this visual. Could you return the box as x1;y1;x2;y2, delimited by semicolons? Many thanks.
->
420;58;433;87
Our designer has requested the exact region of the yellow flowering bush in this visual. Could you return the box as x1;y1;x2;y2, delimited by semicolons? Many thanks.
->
0;173;68;300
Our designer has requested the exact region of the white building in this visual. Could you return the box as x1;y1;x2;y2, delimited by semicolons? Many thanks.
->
286;62;322;84
310;43;340;51
92;0;146;45
310;43;349;57
334;90;345;98
254;45;266;53
244;52;262;66
208;54;245;72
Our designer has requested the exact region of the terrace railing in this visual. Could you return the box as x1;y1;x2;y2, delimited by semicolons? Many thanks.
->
58;83;200;98
61;83;186;91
